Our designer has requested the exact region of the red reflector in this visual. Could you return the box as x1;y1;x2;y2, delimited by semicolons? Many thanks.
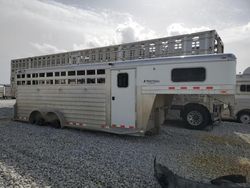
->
129;126;135;129
120;125;125;128
206;86;213;90
112;124;116;128
221;90;227;94
180;86;187;89
168;86;175;90
193;86;200;90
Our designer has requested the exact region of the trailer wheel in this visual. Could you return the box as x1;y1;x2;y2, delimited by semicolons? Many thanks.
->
183;105;210;130
45;112;61;129
237;111;250;124
29;111;44;126
50;119;61;129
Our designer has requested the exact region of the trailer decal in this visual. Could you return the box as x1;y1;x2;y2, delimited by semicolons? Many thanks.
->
18;116;27;120
168;87;175;90
166;85;234;91
180;86;188;90
206;86;214;90
220;90;227;94
120;125;125;128
193;86;200;90
111;124;134;128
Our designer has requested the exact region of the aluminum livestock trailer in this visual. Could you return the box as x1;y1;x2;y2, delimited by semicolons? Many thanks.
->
221;67;250;124
0;85;12;99
14;53;236;135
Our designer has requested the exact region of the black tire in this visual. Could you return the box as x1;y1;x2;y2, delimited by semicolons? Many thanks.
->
29;111;44;126
50;119;61;129
237;111;250;124
35;118;45;126
183;105;210;130
45;112;61;129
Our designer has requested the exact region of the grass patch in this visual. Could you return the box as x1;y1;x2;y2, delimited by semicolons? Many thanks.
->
192;154;250;181
201;135;246;147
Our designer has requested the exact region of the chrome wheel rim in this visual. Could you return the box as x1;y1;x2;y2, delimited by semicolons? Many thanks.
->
240;114;250;124
187;111;203;126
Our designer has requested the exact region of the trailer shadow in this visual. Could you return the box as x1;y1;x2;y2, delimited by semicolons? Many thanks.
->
63;126;147;141
163;119;186;129
163;119;228;132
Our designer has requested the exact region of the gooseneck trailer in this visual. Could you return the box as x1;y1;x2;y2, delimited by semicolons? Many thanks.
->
14;53;236;135
221;67;250;124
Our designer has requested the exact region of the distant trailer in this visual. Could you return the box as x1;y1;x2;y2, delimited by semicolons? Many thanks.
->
14;54;236;135
0;85;12;99
3;85;12;99
221;67;250;124
0;86;4;98
10;30;223;98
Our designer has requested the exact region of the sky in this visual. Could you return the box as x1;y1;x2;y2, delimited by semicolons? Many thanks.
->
0;0;250;84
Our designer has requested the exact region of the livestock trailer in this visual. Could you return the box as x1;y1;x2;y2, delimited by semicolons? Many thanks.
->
0;85;12;99
14;53;236;135
0;86;4;98
3;85;12;99
221;67;250;124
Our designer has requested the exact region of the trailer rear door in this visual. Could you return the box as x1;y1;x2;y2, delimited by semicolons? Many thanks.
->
111;69;136;128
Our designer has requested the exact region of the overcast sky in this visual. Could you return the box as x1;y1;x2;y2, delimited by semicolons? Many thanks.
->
0;0;250;83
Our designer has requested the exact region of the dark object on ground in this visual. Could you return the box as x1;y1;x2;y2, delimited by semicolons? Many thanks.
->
154;157;249;188
211;175;247;185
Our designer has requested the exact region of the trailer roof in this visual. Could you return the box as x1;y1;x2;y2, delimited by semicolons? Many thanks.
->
243;67;250;75
21;53;236;73
12;30;219;61
111;53;236;67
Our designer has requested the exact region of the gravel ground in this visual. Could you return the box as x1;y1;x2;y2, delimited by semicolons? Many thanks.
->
0;100;249;187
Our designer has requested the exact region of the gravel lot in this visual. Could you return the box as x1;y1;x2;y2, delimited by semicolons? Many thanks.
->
0;100;249;187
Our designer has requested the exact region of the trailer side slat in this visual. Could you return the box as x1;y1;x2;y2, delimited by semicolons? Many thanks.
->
17;101;106;107
18;104;105;112
16;85;107;126
18;97;106;103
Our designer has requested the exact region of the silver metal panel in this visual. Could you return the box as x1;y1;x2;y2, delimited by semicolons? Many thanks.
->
16;85;107;128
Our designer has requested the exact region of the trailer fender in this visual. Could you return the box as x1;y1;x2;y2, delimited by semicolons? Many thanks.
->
29;110;45;125
44;111;66;128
